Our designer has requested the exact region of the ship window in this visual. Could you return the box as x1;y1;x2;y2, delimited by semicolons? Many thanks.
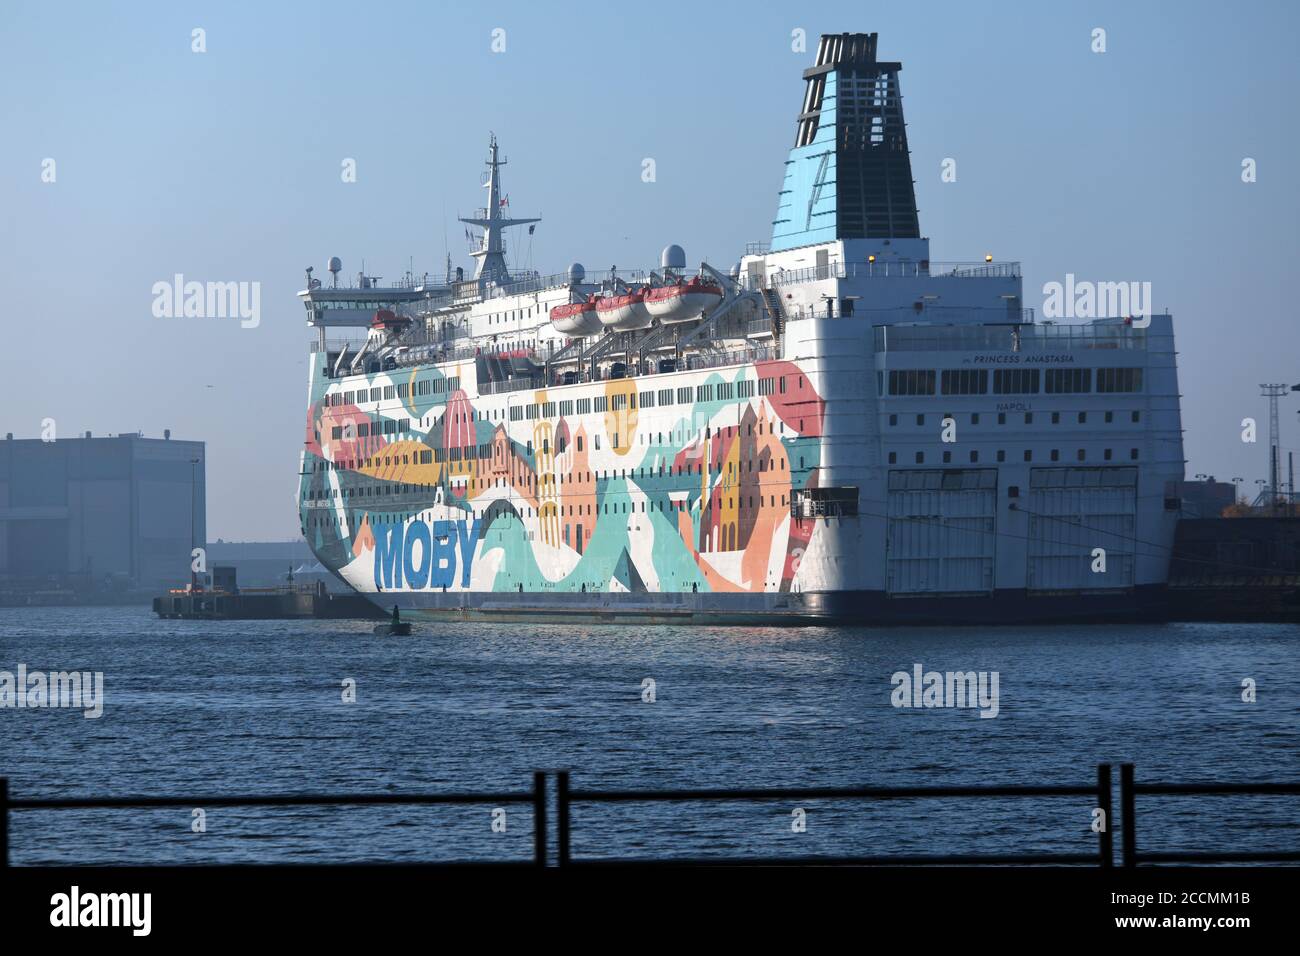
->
998;413;1006;425
371;388;381;401
397;383;408;398
942;451;952;463
1097;368;1143;393
940;369;988;395
1130;448;1139;459
1045;368;1092;394
971;413;980;425
1077;449;1086;461
1132;411;1141;423
1050;449;1060;461
993;369;1040;394
1104;448;1113;460
889;414;898;426
1024;450;1033;462
1025;413;1033;424
915;452;924;464
1051;412;1060;424
997;450;1006;462
970;450;979;462
888;452;897;464
916;414;924;426
640;391;655;408
888;370;936;396
384;386;395;400
1105;411;1113;423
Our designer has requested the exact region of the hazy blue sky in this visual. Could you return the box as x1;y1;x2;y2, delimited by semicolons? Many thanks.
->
2;0;1298;540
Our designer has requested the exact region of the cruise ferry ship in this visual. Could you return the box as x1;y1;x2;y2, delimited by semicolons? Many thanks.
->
297;32;1185;624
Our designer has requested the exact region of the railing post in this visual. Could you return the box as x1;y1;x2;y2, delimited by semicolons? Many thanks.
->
1096;764;1113;868
1;778;8;867
556;771;570;867
1120;763;1136;868
532;771;547;868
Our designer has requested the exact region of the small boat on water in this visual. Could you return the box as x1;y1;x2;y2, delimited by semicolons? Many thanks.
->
373;605;412;636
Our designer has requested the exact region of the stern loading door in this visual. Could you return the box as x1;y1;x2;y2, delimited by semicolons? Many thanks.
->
1025;467;1137;591
885;469;996;595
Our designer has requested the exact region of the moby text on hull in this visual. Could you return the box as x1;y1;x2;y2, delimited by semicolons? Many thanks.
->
295;32;1184;625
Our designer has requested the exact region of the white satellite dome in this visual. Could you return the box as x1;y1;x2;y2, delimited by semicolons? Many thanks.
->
661;244;686;270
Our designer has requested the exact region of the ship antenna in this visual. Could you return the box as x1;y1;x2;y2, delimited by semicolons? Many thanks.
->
457;134;540;286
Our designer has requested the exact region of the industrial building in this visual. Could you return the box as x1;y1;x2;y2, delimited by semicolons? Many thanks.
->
0;431;205;596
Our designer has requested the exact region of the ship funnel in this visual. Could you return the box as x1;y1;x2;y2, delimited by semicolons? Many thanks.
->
772;32;920;252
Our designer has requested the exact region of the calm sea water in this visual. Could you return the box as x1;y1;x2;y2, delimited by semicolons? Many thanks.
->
0;606;1296;865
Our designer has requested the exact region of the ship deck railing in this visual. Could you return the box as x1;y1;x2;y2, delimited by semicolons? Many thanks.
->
491;268;664;298
477;345;779;395
753;259;1021;289
873;320;1149;353
779;303;1036;325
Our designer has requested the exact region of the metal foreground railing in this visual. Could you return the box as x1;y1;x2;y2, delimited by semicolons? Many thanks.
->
1118;764;1300;866
0;774;547;867
556;767;1114;866
0;765;1296;867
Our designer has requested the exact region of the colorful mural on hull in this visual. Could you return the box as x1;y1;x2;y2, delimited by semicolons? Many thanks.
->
298;360;826;600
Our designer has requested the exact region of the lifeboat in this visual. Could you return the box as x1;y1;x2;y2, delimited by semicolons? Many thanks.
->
370;309;411;331
595;287;652;331
644;277;724;323
549;296;603;336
